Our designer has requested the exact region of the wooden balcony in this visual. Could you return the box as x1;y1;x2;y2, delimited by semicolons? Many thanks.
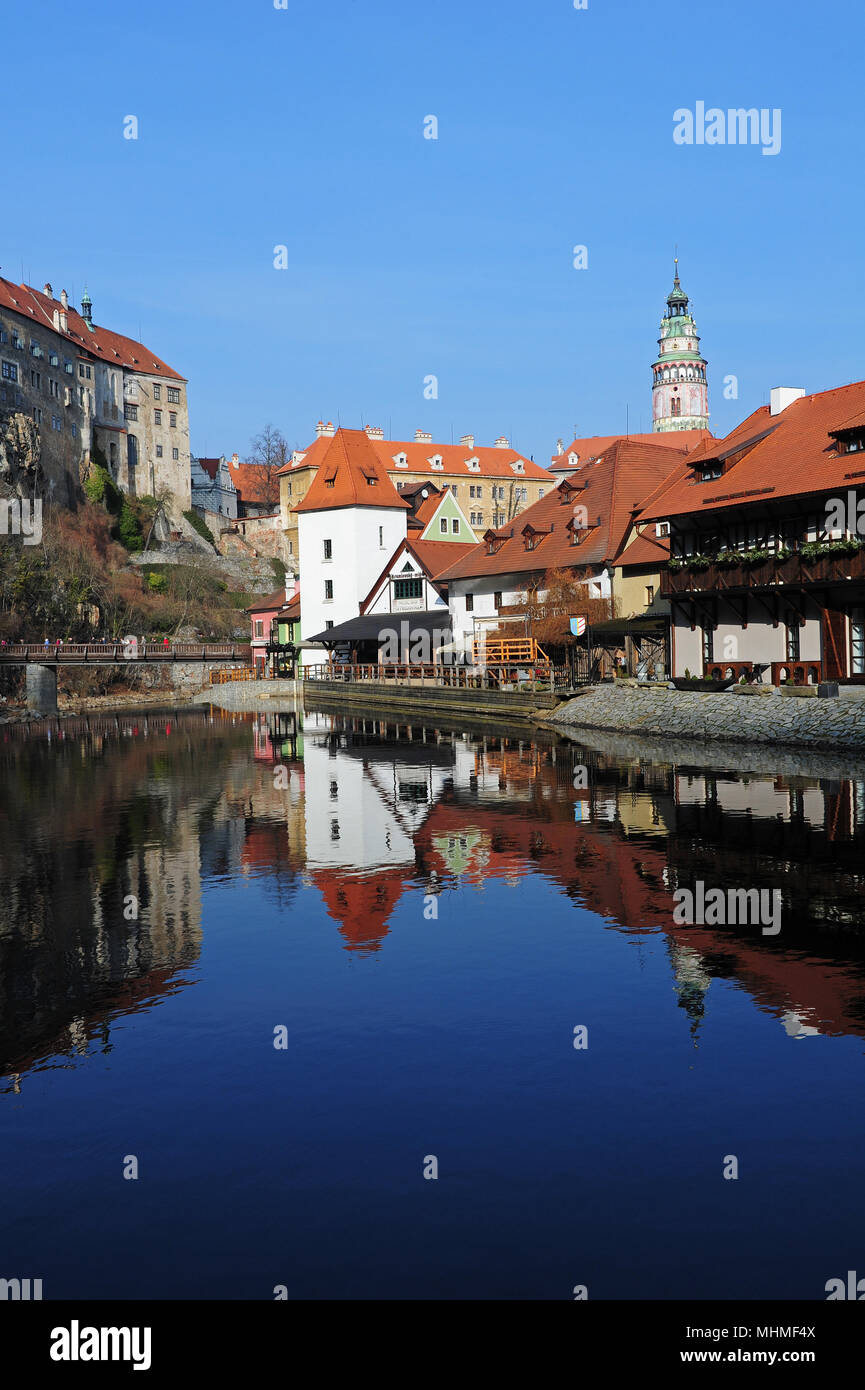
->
662;547;865;596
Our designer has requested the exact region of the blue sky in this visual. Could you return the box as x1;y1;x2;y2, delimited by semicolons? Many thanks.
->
3;0;862;463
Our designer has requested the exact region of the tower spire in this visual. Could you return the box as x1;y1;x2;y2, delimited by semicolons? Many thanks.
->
651;261;709;433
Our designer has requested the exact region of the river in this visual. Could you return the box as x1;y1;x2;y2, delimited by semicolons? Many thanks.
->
1;701;863;1299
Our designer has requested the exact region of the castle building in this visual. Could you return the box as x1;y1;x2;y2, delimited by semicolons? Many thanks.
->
651;262;710;433
0;275;191;513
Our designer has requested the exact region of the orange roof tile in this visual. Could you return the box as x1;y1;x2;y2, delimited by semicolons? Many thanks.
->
292;429;410;514
374;438;553;482
0;276;184;380
436;439;686;582
551;428;712;470
641;380;865;520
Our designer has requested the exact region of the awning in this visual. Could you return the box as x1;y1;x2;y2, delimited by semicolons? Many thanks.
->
307;611;452;645
587;615;668;642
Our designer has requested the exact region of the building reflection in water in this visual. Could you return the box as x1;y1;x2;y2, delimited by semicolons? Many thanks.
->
2;700;865;1091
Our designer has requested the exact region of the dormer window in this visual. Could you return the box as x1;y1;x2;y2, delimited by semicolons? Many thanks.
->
511;461;524;474
430;456;443;470
466;457;480;472
484;529;499;556
656;521;670;538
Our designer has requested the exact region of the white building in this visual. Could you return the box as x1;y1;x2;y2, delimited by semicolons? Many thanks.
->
294;428;410;649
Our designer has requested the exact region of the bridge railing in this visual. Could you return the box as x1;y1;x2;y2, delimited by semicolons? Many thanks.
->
0;642;253;663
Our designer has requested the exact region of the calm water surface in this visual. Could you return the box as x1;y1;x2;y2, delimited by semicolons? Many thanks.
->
1;702;864;1299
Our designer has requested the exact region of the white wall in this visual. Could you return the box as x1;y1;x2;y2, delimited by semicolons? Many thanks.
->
298;505;406;643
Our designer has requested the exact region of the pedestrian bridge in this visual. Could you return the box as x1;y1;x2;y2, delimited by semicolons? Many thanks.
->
0;642;252;666
0;643;253;713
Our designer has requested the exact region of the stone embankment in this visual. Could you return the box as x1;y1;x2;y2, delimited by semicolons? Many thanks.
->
546;683;865;752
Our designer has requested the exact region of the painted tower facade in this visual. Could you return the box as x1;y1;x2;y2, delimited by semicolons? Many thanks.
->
651;263;709;433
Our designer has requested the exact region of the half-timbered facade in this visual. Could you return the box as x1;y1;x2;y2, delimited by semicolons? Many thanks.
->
643;382;865;683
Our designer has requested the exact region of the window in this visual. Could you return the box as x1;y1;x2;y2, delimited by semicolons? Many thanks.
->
49;378;59;398
494;591;502;610
125;403;138;421
167;386;181;404
852;607;865;676
645;585;655;606
451;484;458;495
671;396;682;417
394;576;423;601
465;594;473;612
324;579;333;601
323;538;333;560
153;383;162;400
33;406;43;424
786;617;800;662
51;414;61;431
325;620;334;630
451;519;460;534
49;351;59;367
656;521;670;538
538;488;544;499
701;621;714;664
156;445;163;458
30;370;41;389
379;526;384;547
440;518;448;534
2;361;18;382
11;332;22;349
154;409;162;425
169;412;177;428
255;620;264;638
172;447;179;460
63;360;73;375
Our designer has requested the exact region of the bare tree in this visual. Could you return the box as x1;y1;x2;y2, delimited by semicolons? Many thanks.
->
246;425;289;509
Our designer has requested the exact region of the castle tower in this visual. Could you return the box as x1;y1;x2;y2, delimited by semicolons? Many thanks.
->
652;261;709;432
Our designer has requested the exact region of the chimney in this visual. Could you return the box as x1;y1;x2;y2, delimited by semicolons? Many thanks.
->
494;435;509;449
52;309;61;330
43;283;53;298
460;434;474;450
556;438;564;455
365;425;385;440
284;573;297;601
770;387;806;416
414;428;433;443
60;289;68;310
231;453;240;468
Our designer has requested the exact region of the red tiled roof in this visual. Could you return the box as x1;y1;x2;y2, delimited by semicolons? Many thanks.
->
0;276;184;380
228;460;280;503
640;380;865;520
196;457;221;481
435;439;686;582
409;538;477;575
246;589;289;613
550;428;712;470
413;492;444;527
275;434;340;477
374;438;553;481
292;429;410;514
615;529;670;568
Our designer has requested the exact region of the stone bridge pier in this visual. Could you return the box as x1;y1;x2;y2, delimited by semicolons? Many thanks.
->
26;664;58;714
